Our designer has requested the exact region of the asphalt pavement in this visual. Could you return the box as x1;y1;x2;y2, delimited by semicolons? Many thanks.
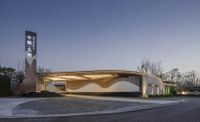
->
0;96;199;122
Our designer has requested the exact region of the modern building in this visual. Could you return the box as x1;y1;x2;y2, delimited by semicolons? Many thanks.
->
162;81;177;95
38;70;163;97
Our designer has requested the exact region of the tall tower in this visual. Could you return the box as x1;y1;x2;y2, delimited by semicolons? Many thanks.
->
24;31;37;92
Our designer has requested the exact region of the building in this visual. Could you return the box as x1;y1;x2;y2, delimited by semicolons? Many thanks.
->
38;70;163;97
162;81;177;95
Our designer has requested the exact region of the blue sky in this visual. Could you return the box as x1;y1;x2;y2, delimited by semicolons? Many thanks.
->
0;0;200;75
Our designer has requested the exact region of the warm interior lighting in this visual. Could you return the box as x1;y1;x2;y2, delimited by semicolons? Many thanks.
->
46;73;116;81
48;77;66;81
181;91;187;95
59;76;87;80
83;74;114;79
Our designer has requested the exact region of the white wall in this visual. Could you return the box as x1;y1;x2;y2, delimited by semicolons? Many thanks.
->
67;81;139;92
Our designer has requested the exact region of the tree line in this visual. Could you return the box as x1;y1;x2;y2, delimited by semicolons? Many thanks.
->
137;59;200;92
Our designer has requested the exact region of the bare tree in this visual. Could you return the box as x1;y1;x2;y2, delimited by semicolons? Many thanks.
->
15;61;25;83
37;67;52;73
15;71;25;83
137;59;151;74
137;59;163;78
149;61;162;77
162;68;181;82
170;70;199;92
195;78;200;86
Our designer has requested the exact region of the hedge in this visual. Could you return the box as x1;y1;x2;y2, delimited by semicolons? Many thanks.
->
0;75;11;96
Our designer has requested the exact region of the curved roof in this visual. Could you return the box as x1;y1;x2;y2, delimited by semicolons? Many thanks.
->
41;70;160;81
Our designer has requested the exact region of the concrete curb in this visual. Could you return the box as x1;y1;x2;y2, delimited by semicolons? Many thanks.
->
0;99;189;119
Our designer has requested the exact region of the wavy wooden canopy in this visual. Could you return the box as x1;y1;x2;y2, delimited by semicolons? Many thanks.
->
41;70;159;82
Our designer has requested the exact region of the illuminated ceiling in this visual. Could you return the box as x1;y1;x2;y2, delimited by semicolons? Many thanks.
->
42;70;144;82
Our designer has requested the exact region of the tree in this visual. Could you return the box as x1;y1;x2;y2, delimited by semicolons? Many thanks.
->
37;67;52;73
15;71;25;83
137;59;163;78
137;59;151;74
181;71;197;91
15;61;25;83
0;63;15;96
162;68;181;82
149;61;162;78
0;66;15;77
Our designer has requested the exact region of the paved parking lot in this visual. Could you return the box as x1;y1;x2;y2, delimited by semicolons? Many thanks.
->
12;96;154;117
0;95;186;118
0;98;42;117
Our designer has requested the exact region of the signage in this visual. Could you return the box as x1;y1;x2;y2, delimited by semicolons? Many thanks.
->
25;31;37;66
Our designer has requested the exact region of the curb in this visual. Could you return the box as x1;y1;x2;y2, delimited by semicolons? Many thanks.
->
0;100;188;119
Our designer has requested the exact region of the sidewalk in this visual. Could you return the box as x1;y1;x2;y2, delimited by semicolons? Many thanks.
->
67;95;186;104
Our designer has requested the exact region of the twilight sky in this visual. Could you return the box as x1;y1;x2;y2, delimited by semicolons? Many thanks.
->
0;0;200;75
